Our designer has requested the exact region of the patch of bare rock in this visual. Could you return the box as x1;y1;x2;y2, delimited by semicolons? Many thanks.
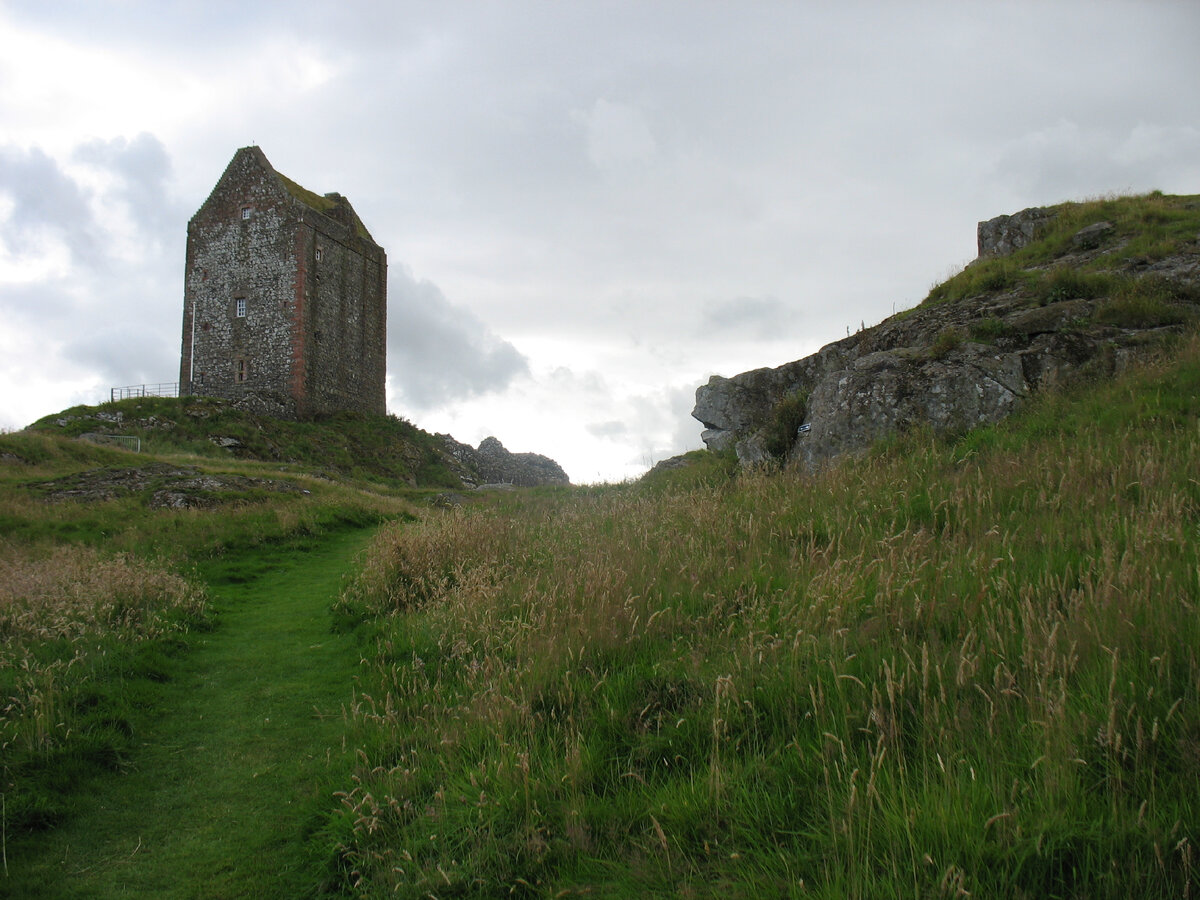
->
37;463;302;509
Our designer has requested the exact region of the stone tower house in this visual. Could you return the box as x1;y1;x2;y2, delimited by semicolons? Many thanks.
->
180;146;387;418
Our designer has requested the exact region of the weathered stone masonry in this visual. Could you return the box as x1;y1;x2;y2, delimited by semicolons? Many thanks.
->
179;146;387;418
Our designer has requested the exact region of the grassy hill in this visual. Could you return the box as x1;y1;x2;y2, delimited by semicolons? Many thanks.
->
27;394;463;490
320;334;1200;897
0;413;420;860
924;189;1200;313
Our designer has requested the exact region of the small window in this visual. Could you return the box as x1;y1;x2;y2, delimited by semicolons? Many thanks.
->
235;359;249;383
315;248;323;262
235;297;247;318
241;207;252;220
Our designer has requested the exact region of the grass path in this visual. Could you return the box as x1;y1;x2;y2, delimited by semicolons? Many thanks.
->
4;526;376;898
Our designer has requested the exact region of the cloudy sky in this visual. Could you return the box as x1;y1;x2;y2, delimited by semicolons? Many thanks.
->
1;1;1198;482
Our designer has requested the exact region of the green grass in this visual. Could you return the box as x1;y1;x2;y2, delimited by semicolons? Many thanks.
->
322;336;1200;897
1;524;378;898
1093;276;1198;329
638;451;739;494
27;395;461;491
927;326;965;359
967;316;1013;344
0;426;409;559
0;425;414;893
5;231;1200;896
763;391;809;460
921;191;1200;310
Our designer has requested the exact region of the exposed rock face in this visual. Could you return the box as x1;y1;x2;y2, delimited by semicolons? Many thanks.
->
438;435;570;488
695;204;1200;469
37;463;302;508
977;207;1056;258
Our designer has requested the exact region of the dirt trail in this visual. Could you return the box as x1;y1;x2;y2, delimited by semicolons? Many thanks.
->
4;527;374;899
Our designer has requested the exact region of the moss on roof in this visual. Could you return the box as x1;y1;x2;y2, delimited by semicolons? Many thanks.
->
276;171;376;244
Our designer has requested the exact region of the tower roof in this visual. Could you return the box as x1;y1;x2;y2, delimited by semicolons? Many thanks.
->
274;169;377;244
228;145;377;244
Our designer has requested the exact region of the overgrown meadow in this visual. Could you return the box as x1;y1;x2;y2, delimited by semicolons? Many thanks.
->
326;339;1200;897
0;544;206;838
0;428;409;845
3;317;1199;896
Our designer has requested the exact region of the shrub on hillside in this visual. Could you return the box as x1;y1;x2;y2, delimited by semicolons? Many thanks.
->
763;391;808;459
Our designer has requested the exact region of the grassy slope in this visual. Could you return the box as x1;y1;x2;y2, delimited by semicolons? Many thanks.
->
922;190;1200;311
28;395;462;490
0;427;413;896
0;428;409;558
3;190;1198;897
326;335;1200;898
2;525;375;899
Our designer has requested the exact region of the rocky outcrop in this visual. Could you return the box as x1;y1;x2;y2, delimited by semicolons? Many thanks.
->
37;463;302;508
977;207;1056;258
438;435;570;488
694;200;1200;469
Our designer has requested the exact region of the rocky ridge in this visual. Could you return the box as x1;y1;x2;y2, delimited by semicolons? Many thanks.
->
439;434;571;488
693;194;1200;468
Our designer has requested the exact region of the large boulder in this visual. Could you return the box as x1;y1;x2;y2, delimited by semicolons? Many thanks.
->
977;207;1056;258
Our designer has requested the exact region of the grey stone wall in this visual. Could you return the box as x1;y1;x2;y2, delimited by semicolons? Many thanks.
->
301;205;387;416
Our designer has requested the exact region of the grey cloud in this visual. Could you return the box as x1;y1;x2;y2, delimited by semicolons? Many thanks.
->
0;278;82;329
574;99;657;170
586;420;627;439
0;145;98;264
698;296;797;341
617;382;707;470
61;321;178;388
990;121;1200;201
73;133;178;236
387;267;529;409
0;137;183;404
0;135;183;270
1;273;181;396
0;276;179;419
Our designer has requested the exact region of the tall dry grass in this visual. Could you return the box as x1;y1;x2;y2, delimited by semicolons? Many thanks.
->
1;544;207;830
323;342;1200;897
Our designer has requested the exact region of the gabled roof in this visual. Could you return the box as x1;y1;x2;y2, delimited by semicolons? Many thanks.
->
225;146;377;245
274;169;377;244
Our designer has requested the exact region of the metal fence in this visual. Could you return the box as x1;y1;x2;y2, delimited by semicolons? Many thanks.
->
110;382;182;402
79;433;142;452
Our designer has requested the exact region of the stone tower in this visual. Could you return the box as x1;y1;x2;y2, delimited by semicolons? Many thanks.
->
180;146;387;418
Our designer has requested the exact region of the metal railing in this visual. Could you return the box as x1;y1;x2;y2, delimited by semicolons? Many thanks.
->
109;435;141;452
79;433;141;452
110;382;182;402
